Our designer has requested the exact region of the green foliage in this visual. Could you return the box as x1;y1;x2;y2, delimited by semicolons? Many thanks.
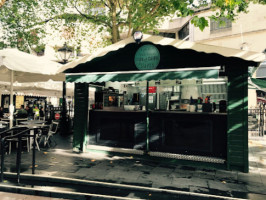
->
191;16;209;31
0;0;67;51
0;0;265;49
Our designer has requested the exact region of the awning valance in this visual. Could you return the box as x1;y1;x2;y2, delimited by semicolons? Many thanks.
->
250;78;266;89
66;68;219;83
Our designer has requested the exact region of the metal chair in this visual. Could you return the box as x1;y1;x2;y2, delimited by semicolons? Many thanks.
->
41;122;59;147
7;127;30;154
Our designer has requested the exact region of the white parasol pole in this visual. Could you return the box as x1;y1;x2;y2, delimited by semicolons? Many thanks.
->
9;70;14;128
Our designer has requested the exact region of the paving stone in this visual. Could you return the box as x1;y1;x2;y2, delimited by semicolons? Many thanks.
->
104;169;142;182
152;175;173;188
193;170;216;180
247;193;266;200
170;170;194;178
238;172;263;185
189;186;209;194
172;177;193;188
215;170;238;182
150;166;174;175
247;184;266;194
189;177;209;188
208;180;233;191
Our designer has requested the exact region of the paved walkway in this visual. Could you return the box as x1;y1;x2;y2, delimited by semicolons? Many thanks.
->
0;191;69;200
1;134;266;199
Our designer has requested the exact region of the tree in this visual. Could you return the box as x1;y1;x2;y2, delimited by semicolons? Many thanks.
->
0;0;6;8
0;0;265;50
0;0;68;52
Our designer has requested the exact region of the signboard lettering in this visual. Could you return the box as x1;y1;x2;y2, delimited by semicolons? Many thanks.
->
134;45;160;70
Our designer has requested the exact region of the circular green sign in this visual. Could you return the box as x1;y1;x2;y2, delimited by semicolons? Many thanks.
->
134;44;160;70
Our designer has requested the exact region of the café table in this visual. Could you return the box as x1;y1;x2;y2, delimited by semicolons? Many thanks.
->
0;121;9;132
18;120;47;150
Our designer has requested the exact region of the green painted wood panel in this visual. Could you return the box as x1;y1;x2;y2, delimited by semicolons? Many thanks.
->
73;83;88;151
227;65;249;172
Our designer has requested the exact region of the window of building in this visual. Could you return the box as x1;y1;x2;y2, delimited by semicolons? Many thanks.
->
178;23;189;40
210;17;232;32
153;32;176;39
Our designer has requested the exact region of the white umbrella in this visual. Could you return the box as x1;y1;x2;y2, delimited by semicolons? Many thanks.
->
0;48;65;127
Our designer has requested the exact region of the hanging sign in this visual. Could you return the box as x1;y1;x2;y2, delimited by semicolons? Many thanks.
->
134;44;160;70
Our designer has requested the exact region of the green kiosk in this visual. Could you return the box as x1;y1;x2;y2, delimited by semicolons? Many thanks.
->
64;35;264;173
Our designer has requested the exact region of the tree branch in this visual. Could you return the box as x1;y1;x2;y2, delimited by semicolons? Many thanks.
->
140;0;161;21
73;0;111;27
100;0;110;10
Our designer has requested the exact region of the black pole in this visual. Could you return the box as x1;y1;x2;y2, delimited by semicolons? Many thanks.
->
1;138;5;182
32;129;36;174
60;81;68;135
16;135;22;183
146;81;149;153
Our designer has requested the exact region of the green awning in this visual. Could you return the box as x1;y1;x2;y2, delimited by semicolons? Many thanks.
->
66;69;219;83
250;78;266;89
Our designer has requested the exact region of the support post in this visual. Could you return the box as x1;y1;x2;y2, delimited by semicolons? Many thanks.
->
60;81;68;135
73;83;88;152
9;70;14;128
227;64;249;172
32;129;36;174
146;81;149;153
16;135;22;183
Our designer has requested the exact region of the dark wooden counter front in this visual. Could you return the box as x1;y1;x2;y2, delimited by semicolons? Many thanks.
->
149;111;227;158
88;110;227;158
89;110;147;148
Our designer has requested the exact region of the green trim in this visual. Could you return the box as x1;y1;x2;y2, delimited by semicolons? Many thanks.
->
66;69;219;83
251;78;266;89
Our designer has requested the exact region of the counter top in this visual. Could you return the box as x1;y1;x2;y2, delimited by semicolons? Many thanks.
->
91;109;146;113
90;109;227;115
151;110;227;115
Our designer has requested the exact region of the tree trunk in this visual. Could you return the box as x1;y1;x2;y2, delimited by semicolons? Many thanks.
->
112;25;118;43
110;1;118;43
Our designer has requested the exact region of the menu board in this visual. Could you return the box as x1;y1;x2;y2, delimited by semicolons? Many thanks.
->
15;96;24;109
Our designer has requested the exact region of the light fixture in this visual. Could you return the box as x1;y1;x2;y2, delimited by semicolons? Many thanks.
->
133;31;143;44
58;42;72;64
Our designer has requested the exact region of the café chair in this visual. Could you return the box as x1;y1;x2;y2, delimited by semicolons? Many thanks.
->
40;121;59;148
7;127;30;154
